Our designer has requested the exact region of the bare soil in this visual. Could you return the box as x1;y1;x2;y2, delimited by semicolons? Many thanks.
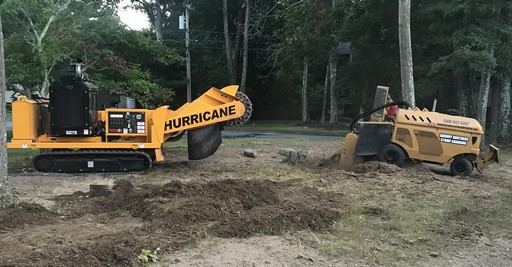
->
2;139;512;266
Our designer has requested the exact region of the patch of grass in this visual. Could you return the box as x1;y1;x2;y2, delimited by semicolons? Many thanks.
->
223;137;314;145
293;185;512;266
165;137;317;148
441;191;512;239
227;120;348;136
7;149;38;170
295;203;446;265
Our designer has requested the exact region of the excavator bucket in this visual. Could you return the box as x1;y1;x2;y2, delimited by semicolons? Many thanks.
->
188;123;222;160
331;132;364;170
475;145;500;173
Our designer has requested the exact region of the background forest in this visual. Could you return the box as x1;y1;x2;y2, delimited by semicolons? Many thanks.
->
2;0;512;144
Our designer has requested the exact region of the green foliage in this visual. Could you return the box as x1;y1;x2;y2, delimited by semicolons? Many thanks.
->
3;0;512;118
1;0;182;107
121;66;174;109
137;249;158;263
1;0;77;88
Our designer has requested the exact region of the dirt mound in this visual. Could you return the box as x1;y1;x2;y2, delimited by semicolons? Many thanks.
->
1;179;342;267
0;202;58;230
352;161;402;174
213;201;340;238
14;231;141;267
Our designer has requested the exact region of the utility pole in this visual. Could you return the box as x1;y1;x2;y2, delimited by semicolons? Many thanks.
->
185;2;191;103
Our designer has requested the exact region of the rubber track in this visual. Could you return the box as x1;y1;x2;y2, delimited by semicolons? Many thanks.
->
33;149;152;173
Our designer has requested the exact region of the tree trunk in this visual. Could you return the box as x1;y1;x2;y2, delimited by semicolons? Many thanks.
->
455;76;468;116
476;69;492;148
222;0;236;84
233;8;243;82
40;65;54;98
467;73;479;117
239;0;250;93
185;5;191;102
479;0;502;147
398;0;415;107
302;56;309;123
488;84;499;144
0;15;12;206
329;52;338;123
499;77;511;143
155;0;163;41
320;61;329;124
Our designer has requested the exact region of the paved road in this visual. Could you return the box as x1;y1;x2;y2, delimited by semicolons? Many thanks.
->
5;122;342;141
221;130;343;141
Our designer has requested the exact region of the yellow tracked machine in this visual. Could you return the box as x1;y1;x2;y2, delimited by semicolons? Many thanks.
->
7;60;252;173
332;86;499;176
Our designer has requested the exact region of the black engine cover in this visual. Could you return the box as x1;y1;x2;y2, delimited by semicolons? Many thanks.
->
49;80;98;136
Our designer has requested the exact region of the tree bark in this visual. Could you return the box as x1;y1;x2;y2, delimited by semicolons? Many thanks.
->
185;5;191;102
302;56;309;123
479;0;503;148
321;60;329;124
488;84;499;144
476;69;492;148
398;0;415;107
329;52;338;123
222;0;236;84
455;76;468;116
0;14;12;206
40;63;55;97
499;77;511;143
240;0;250;93
233;8;243;82
155;0;163;41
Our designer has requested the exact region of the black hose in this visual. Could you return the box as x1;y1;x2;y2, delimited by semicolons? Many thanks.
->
168;130;186;142
350;101;410;131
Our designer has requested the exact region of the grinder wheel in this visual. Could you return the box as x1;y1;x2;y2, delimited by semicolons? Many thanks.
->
224;91;253;127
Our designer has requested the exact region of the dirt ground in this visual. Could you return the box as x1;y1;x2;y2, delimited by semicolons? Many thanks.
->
1;138;512;266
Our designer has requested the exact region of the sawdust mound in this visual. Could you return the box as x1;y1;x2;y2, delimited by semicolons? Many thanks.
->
402;161;436;174
352;161;402;174
0;202;58;230
1;179;341;267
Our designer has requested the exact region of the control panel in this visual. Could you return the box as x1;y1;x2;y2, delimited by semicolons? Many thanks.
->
107;111;146;134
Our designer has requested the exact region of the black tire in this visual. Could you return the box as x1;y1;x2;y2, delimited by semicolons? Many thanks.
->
376;144;406;167
450;157;474;176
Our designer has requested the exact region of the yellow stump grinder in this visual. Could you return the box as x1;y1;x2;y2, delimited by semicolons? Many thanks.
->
332;86;499;176
7;60;252;173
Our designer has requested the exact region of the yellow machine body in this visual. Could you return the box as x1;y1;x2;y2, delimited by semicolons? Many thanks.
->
392;107;483;164
333;86;499;175
8;85;250;172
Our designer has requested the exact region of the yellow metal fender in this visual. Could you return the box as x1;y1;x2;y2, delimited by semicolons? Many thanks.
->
475;145;500;173
331;132;364;170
